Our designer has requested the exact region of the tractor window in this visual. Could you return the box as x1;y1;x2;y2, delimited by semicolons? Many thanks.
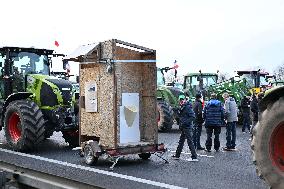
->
0;55;5;77
185;76;197;89
191;77;199;86
203;76;217;87
0;54;5;99
240;74;254;87
12;52;49;76
157;70;165;86
260;76;268;86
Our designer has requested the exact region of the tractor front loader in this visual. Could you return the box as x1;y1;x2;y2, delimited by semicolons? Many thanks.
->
0;47;78;151
156;67;184;131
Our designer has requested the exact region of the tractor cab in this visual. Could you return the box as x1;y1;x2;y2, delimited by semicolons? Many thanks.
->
236;70;269;94
183;72;218;100
0;47;54;99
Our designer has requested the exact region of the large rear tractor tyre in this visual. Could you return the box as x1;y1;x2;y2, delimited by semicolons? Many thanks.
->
252;97;284;189
157;101;173;132
62;130;79;148
4;100;45;151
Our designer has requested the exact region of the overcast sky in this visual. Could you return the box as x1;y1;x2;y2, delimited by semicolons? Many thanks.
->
1;0;284;77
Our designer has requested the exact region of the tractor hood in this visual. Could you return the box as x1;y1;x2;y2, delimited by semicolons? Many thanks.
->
26;74;74;108
259;85;284;112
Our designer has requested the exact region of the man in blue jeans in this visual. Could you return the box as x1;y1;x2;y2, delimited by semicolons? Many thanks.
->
172;95;198;161
203;93;225;152
222;93;238;150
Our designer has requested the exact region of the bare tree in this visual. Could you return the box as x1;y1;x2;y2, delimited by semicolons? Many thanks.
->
273;62;284;80
217;72;230;83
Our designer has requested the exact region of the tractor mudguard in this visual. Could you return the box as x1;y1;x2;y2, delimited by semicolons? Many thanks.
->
0;92;33;129
259;85;284;112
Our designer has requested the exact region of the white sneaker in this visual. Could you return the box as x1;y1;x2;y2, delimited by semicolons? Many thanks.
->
171;155;180;160
186;158;199;162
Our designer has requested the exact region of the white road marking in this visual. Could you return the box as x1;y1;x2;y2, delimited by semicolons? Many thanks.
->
0;148;187;189
169;150;214;158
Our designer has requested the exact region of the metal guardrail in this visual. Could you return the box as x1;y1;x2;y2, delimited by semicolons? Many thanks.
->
0;148;185;189
0;161;99;189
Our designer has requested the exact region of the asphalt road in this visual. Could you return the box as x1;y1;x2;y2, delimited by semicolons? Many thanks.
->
0;125;268;189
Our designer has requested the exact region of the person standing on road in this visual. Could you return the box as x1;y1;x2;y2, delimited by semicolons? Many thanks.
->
241;96;251;133
203;93;225;152
250;94;259;132
193;93;205;150
222;93;238;151
172;94;198;161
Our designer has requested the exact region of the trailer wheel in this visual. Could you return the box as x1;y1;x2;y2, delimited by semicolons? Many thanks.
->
138;153;151;160
4;100;45;151
252;97;284;189
84;144;98;165
62;130;79;148
157;101;173;132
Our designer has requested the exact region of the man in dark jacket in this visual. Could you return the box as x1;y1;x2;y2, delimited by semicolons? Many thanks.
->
172;95;198;161
193;93;205;150
250;94;259;132
204;93;225;152
241;96;251;133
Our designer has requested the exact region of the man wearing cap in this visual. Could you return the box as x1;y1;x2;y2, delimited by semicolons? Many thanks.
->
203;93;225;152
193;93;205;150
172;94;198;161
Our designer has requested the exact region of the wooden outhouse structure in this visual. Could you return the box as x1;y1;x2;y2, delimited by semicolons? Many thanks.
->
67;39;165;164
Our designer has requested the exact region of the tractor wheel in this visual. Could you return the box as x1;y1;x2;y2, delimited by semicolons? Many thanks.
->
157;101;173;132
252;97;284;189
4;100;45;151
138;153;151;160
62;130;79;148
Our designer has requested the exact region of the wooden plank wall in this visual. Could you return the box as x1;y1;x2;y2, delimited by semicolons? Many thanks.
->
114;45;157;144
80;42;116;148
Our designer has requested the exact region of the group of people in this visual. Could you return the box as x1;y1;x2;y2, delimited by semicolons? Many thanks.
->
172;92;262;162
240;93;263;133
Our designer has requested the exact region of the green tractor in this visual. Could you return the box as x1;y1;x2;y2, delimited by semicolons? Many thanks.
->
207;70;271;124
271;80;284;87
182;71;218;101
207;70;270;102
252;85;284;188
156;67;184;131
0;47;79;151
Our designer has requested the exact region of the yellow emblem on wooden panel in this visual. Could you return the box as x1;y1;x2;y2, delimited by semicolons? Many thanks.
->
124;106;138;127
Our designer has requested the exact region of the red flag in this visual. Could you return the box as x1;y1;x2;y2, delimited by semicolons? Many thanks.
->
54;40;59;47
173;60;179;69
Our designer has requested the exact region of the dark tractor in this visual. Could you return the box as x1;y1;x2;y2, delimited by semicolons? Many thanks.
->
252;85;284;188
0;47;79;151
236;70;270;94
